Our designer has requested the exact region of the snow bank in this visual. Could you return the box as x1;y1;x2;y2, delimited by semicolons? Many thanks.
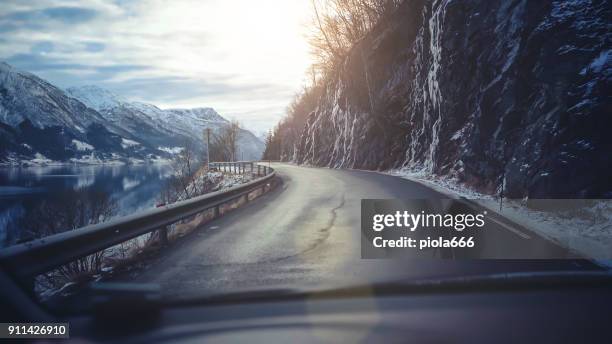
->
387;168;612;263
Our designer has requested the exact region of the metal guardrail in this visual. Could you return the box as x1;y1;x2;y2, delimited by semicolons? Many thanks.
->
209;161;272;176
0;162;275;280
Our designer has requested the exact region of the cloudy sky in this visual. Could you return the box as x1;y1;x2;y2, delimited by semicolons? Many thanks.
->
0;0;315;134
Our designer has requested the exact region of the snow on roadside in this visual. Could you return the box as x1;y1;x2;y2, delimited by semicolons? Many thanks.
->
216;172;255;190
387;167;612;266
387;167;491;200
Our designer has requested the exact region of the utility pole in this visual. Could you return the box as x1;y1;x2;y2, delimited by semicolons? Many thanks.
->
205;128;211;170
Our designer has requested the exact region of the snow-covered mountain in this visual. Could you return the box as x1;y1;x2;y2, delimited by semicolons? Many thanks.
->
0;63;264;165
66;85;265;160
0;62;159;164
0;62;107;133
64;85;126;112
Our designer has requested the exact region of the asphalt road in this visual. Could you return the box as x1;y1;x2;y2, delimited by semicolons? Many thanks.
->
126;163;598;298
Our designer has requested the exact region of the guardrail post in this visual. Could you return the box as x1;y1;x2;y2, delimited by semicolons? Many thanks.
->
214;205;220;218
257;164;261;176
159;226;168;246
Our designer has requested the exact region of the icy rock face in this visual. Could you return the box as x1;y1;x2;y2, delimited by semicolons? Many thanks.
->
295;0;611;198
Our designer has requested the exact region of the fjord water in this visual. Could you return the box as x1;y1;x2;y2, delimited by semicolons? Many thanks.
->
0;164;173;248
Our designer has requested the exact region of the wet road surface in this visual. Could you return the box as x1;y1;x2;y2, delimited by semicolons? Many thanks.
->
126;164;598;298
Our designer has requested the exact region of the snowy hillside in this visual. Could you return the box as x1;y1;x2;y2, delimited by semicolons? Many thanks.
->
0;63;161;164
0;62;106;132
67;86;265;161
65;85;126;112
0;63;265;164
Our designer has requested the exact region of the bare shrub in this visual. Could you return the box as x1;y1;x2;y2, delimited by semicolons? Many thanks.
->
18;188;118;289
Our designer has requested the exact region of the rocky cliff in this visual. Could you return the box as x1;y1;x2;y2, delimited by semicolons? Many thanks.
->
293;0;611;198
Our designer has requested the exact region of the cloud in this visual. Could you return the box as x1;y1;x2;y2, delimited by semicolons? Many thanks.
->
3;6;99;25
5;53;88;72
42;7;98;23
0;0;315;133
84;42;105;52
30;41;54;54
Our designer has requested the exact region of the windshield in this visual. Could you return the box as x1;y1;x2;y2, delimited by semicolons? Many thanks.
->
0;0;611;313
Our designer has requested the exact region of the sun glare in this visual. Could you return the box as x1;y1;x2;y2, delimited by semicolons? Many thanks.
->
142;0;313;91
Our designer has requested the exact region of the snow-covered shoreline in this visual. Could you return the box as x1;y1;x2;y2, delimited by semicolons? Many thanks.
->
0;157;172;168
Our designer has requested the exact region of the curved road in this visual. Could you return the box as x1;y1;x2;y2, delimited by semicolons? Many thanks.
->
126;163;596;298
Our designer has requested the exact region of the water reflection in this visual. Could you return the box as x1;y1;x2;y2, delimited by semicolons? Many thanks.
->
0;164;172;248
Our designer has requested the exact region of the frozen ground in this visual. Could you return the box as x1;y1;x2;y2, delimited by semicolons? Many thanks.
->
387;167;612;265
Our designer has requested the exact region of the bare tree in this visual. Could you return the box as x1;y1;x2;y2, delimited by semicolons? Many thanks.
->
309;0;401;75
161;140;204;203
210;120;241;162
264;0;401;162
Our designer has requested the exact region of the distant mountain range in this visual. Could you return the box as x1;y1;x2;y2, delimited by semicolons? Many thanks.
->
0;62;264;165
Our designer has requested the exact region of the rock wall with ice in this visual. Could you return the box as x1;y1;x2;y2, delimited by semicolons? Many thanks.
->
294;0;611;198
